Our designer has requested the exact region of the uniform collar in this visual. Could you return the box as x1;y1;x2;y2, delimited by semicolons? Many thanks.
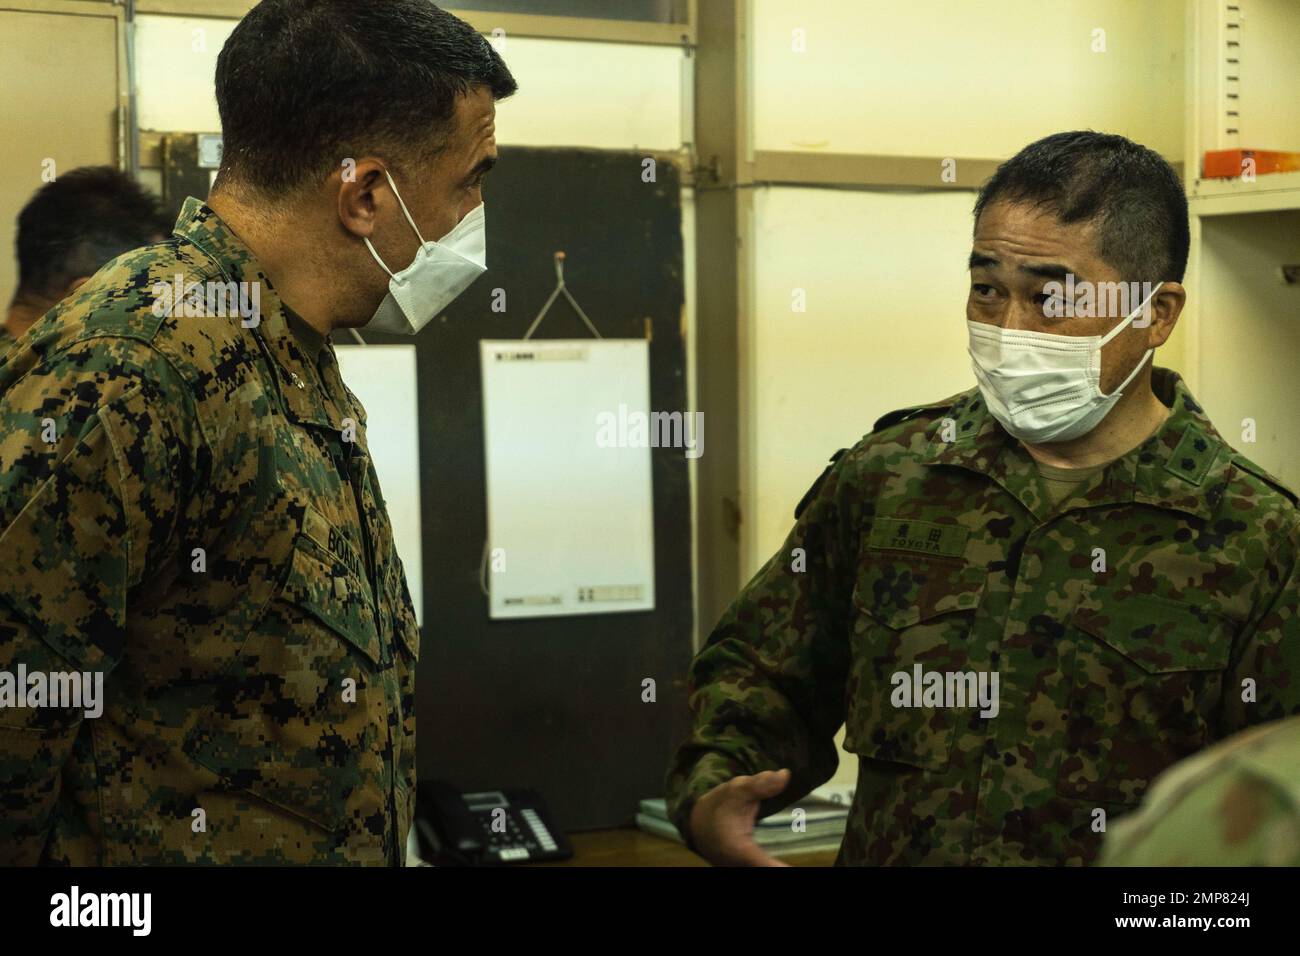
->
921;367;1227;522
172;196;357;440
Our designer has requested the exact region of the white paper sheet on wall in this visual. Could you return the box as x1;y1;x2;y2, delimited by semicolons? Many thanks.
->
480;339;655;619
334;344;424;627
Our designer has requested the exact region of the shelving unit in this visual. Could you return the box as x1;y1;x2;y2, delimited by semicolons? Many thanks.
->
1189;170;1300;216
1181;0;1300;489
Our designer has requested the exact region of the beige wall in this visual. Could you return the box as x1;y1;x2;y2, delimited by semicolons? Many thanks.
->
133;14;686;149
0;6;121;303
752;0;1185;160
1195;212;1300;487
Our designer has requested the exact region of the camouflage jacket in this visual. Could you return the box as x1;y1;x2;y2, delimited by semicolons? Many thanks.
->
0;197;420;865
1100;715;1300;866
0;326;15;365
665;368;1300;865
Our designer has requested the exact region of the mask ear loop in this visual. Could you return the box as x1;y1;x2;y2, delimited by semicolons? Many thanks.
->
362;168;429;284
365;239;398;280
381;168;428;245
1099;281;1163;347
1100;281;1163;395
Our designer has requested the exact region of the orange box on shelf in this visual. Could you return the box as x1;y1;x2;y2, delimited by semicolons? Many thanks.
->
1203;149;1300;179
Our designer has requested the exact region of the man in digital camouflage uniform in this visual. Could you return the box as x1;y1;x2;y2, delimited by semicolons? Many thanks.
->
666;131;1300;866
1100;716;1300;866
0;0;515;865
1;167;167;364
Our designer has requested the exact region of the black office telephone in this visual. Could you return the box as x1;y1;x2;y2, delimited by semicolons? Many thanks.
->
415;779;573;866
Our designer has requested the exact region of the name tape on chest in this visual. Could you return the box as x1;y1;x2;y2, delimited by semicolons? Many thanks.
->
302;505;366;581
867;518;969;559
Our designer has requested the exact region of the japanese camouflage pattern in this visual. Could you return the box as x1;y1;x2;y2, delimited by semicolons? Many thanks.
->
665;368;1300;865
0;197;420;865
1100;715;1300;866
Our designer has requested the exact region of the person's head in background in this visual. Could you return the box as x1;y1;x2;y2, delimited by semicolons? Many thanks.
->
7;166;168;338
967;131;1190;453
208;0;517;335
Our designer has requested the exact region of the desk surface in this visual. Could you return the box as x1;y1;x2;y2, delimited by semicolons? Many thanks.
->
529;827;839;867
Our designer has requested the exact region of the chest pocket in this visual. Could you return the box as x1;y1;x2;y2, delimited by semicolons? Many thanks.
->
282;539;382;664
1057;590;1233;806
844;547;986;772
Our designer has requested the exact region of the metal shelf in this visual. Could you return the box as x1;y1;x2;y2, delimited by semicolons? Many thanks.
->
1187;170;1300;216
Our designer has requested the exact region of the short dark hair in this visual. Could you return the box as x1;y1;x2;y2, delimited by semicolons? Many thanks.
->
973;131;1190;283
214;0;518;197
15;166;168;300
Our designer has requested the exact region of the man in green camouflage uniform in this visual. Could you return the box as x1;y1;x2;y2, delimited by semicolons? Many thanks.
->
1;166;167;364
666;132;1300;866
0;1;515;865
1100;716;1300;866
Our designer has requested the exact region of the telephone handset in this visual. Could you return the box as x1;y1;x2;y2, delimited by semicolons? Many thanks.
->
415;779;573;866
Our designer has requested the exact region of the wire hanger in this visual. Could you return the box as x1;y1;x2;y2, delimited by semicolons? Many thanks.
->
522;251;603;340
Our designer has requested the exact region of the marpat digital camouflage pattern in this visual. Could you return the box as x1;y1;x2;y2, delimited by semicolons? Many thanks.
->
0;197;420;865
666;368;1300;865
1100;715;1300;866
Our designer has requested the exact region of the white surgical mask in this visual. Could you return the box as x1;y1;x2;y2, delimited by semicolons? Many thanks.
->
364;169;487;335
967;282;1161;443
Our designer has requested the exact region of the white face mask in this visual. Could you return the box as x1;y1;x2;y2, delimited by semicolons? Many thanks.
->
364;169;487;335
967;282;1161;444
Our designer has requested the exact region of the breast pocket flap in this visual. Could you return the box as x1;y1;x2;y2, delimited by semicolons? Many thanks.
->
284;539;382;667
851;549;984;631
1071;594;1232;675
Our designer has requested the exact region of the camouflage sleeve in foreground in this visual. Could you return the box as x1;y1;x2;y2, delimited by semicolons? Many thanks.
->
663;451;860;848
0;326;16;366
0;336;193;864
1100;717;1300;866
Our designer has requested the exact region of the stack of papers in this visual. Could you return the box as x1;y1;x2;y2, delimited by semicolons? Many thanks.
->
636;785;852;856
